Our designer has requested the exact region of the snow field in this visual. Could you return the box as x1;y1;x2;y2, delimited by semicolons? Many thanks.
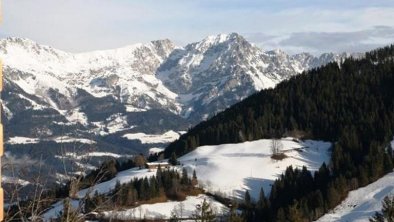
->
78;138;331;202
103;194;227;220
42;137;331;221
6;136;96;145
178;138;332;200
122;130;181;144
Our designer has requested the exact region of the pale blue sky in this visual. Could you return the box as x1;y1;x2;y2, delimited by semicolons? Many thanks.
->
1;0;394;54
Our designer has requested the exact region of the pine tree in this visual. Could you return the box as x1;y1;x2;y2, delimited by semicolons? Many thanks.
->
181;168;189;185
244;190;251;207
327;184;340;209
276;208;286;222
243;190;253;221
383;153;393;174
287;201;303;222
169;152;179;165
192;199;216;222
192;169;198;185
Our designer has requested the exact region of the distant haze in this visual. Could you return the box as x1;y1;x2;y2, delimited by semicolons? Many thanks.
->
1;0;394;55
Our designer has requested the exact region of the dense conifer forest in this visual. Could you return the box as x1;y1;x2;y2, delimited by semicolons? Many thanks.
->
164;45;394;221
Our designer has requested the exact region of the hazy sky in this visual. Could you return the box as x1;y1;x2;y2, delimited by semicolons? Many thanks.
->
1;0;394;54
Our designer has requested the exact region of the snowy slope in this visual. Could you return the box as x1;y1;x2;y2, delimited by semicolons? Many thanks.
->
76;138;331;201
43;194;226;221
178;138;331;200
316;172;394;222
1;37;180;113
103;194;227;220
77;168;157;197
39;137;331;221
122;130;181;144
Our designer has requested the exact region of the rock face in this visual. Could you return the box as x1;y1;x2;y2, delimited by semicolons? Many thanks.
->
0;33;358;185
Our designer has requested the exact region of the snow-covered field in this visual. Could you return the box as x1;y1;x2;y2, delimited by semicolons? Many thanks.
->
43;137;331;221
149;147;165;154
77;137;331;201
7;136;40;145
56;152;131;160
123;130;181;144
103;194;227;220
51;136;96;144
179;138;332;200
77;168;157;197
316;172;394;222
6;136;96;145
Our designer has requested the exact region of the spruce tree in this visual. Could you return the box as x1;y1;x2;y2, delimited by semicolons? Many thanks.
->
169;152;179;165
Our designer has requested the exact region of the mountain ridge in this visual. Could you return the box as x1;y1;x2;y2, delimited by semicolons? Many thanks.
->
1;33;359;129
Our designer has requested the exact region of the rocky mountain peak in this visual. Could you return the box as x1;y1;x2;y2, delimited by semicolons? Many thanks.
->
150;39;176;59
1;33;356;128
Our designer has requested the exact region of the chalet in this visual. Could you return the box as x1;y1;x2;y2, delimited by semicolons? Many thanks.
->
146;162;170;171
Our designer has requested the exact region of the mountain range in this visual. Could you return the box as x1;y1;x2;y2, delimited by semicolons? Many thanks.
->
0;33;359;184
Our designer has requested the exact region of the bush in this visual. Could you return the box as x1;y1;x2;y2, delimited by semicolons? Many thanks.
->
271;153;288;161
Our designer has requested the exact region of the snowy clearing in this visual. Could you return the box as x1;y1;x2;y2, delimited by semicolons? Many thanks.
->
149;147;165;154
77;137;331;202
122;130;181;144
178;137;332;200
55;152;131;160
6;136;96;145
103;194;227;220
43;137;331;221
316;171;394;222
6;136;40;145
51;136;96;144
77;168;157;198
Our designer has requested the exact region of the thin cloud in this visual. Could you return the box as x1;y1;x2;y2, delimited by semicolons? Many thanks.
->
278;26;394;54
1;0;394;54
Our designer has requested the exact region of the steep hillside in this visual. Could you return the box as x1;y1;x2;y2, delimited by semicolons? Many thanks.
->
163;45;394;221
165;45;394;157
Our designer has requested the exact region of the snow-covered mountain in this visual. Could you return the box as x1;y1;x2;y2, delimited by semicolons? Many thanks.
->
0;33;356;185
157;33;355;120
1;33;356;130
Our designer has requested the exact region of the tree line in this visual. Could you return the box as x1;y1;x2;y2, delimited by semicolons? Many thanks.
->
83;167;199;214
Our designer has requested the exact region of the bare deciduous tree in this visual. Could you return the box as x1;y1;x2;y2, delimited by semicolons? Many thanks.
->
271;138;283;155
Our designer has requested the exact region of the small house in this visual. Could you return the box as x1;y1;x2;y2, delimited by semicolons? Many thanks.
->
146;162;170;171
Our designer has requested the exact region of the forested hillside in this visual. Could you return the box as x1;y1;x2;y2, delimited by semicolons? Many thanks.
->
164;45;394;221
